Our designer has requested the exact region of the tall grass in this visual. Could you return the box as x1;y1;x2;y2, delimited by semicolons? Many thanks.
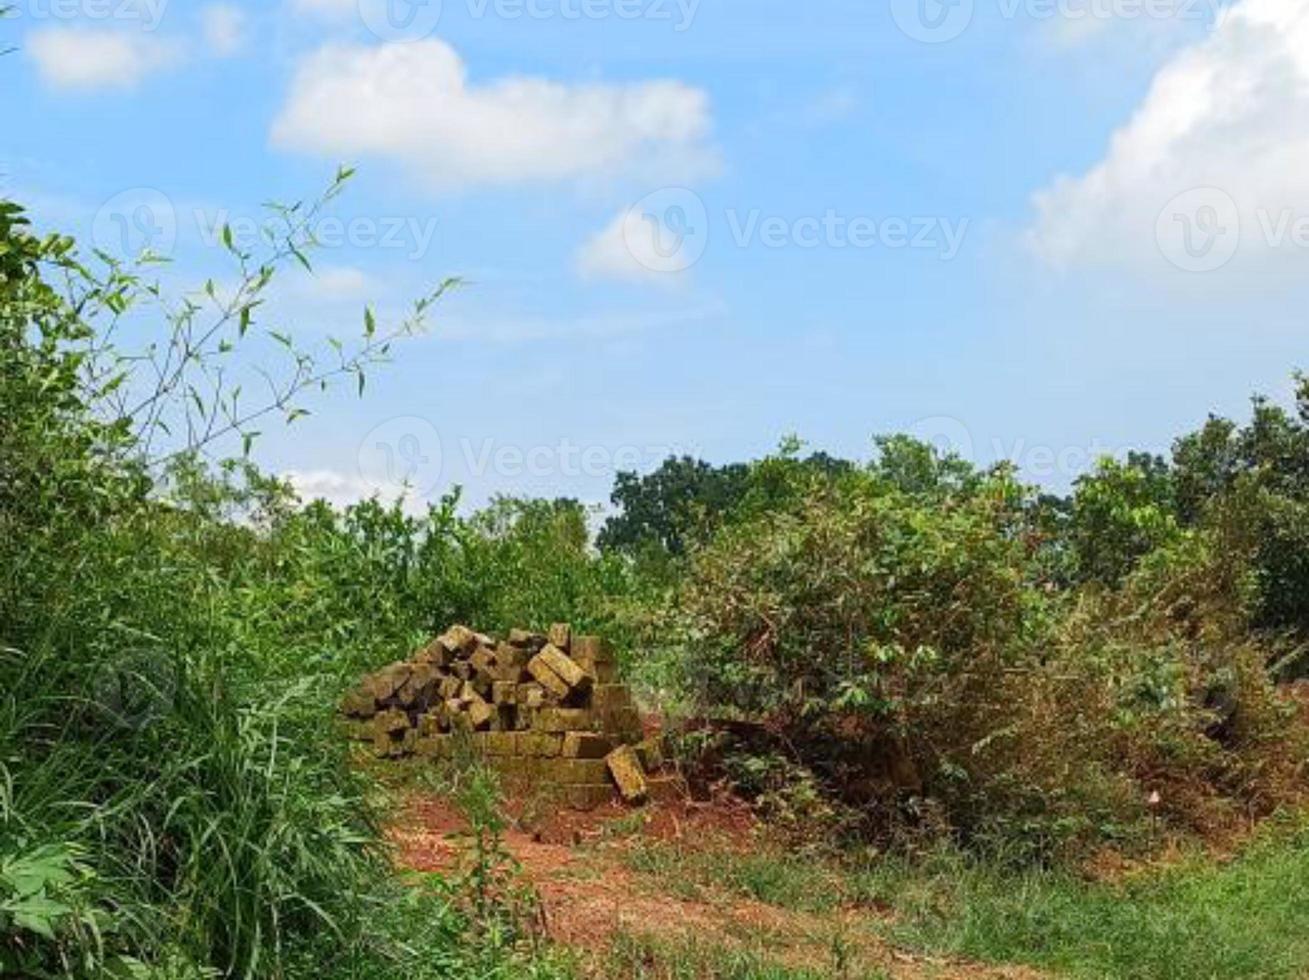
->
864;821;1309;980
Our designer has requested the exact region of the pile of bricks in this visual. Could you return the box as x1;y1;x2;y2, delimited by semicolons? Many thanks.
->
341;623;678;809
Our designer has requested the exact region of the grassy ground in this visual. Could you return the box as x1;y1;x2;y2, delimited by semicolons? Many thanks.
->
606;814;1309;980
868;819;1309;979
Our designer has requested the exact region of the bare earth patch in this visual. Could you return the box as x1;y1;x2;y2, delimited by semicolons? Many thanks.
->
387;791;1045;979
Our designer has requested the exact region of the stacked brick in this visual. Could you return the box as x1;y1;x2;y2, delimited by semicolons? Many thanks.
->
340;623;677;809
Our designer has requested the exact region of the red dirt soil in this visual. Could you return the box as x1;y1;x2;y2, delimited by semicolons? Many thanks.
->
387;790;1043;979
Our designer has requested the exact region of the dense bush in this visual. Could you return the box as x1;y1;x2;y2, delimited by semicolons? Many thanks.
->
655;439;1308;860
0;196;583;977
4;172;1308;980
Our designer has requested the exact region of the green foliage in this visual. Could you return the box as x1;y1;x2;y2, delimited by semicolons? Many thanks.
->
1069;454;1180;587
598;449;854;562
599;456;753;557
868;820;1309;980
656;435;1308;859
0;192;566;977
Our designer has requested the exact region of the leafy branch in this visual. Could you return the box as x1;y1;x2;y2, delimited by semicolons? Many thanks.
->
46;167;455;467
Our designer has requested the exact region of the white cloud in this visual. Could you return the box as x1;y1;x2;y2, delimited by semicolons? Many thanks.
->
283;468;425;511
578;209;672;285
27;27;181;91
308;264;375;299
271;40;717;192
1027;0;1309;275
268;264;378;306
202;4;247;57
577;198;707;285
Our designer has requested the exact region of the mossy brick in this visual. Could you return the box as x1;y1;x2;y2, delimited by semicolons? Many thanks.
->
526;654;571;699
448;709;474;735
533;707;598;733
599;707;644;742
548;622;572;651
590;685;635;713
492;757;549;781
340;687;377;719
494;642;529;673
365;662;410;702
437;625;479;656
467;697;495;731
537;644;592;696
517;732;564;757
562;732;613;759
438;675;462;700
415;735;453;759
606;745;649;803
554;758;611;784
373;709;410;737
341;720;373;742
397;663;441;709
508;629;547;650
472;732;518;756
634;737;665;771
572;636;618;684
412;638;454;667
517;683;546;709
470;645;496;674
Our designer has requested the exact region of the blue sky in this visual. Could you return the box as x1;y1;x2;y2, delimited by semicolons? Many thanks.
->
4;0;1306;512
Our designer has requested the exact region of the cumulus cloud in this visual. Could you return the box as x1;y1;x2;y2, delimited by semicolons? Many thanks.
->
202;4;247;57
271;40;717;192
1027;0;1309;274
578;210;675;285
283;468;425;511
577;191;708;285
27;28;181;91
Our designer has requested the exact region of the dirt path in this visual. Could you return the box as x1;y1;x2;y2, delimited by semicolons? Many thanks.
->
388;792;1045;979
